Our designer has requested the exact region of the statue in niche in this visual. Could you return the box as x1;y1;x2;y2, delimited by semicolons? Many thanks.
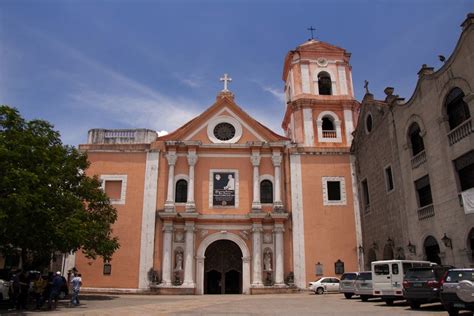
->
263;249;272;271
175;250;183;271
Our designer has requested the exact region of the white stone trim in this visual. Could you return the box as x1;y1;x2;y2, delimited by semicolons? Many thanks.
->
196;232;251;294
301;64;310;93
208;169;239;209
322;176;347;206
290;154;306;289
100;174;127;205
338;66;348;95
185;107;265;141
303;108;315;146
138;151;159;289
343;109;354;145
350;156;364;271
196;224;252;230
348;70;354;97
316;111;342;143
206;115;243;144
176;153;273;158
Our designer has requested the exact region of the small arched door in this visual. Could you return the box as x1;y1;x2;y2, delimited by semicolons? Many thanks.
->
204;240;242;294
424;236;441;264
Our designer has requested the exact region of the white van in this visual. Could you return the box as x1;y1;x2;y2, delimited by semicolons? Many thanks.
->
371;260;433;305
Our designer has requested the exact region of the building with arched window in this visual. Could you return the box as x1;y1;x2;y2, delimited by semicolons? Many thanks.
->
352;13;474;268
62;33;362;294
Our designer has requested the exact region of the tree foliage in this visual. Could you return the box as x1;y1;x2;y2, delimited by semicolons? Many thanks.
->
0;105;119;268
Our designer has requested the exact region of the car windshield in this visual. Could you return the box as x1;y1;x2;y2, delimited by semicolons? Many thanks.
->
405;268;434;280
445;271;474;283
357;272;372;281
341;273;357;280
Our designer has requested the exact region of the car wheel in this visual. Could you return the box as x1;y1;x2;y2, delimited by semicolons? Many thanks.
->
344;293;353;299
409;301;421;309
316;287;324;295
385;299;394;306
360;295;369;302
446;306;459;316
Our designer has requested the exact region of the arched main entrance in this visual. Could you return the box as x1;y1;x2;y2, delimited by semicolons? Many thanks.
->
196;232;251;295
424;236;441;264
204;240;242;294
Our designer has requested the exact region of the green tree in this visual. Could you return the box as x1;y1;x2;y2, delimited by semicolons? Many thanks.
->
0;105;119;269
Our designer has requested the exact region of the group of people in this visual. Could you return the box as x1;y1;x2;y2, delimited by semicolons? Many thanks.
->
9;269;82;310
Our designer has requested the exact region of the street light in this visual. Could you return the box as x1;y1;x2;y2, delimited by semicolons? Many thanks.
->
441;233;453;249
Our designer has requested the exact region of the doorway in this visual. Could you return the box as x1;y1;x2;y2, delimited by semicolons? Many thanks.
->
204;240;242;294
424;236;441;264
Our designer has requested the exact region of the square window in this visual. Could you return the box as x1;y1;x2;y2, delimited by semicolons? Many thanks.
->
100;175;127;205
327;181;341;201
415;175;432;207
322;177;346;206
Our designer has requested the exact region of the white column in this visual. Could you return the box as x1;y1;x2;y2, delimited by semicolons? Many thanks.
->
186;150;197;212
138;150;160;289
161;222;174;285
252;223;263;286
251;150;261;211
274;224;285;286
182;222;195;287
195;256;205;294
164;150;177;212
272;152;283;212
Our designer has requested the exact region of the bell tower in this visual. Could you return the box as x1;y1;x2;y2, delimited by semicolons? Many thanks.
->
282;38;362;289
281;39;359;148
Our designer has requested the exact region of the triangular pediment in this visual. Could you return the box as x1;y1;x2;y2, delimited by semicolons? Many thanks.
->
158;93;288;145
297;40;347;54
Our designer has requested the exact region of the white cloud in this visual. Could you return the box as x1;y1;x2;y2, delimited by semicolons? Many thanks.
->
262;86;285;103
157;130;169;137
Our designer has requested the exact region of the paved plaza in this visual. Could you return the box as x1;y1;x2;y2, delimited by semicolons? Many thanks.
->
1;292;467;315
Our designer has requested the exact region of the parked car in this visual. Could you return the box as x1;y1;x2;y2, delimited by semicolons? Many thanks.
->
440;268;474;316
0;269;11;301
354;271;374;301
403;265;454;309
372;260;433;305
339;272;359;299
309;277;340;294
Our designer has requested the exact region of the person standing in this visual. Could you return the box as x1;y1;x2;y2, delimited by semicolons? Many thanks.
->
70;274;82;306
48;272;64;310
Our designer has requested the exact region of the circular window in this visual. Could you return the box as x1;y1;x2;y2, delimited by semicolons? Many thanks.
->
207;116;243;144
213;123;236;141
366;113;373;133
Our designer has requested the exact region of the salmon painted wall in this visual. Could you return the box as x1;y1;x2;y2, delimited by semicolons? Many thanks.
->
300;154;358;283
76;151;147;289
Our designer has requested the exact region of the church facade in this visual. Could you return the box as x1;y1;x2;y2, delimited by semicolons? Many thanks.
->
74;39;362;294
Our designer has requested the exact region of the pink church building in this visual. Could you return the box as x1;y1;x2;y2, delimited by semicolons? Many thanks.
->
73;39;362;294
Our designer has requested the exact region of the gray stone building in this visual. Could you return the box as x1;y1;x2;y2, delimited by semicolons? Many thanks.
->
352;13;474;269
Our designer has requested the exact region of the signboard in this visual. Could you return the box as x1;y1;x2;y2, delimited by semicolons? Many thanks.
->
212;172;236;207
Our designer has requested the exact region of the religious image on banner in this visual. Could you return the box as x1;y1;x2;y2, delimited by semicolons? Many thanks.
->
213;172;236;207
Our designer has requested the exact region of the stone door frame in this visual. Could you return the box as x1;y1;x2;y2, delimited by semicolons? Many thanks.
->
196;232;251;294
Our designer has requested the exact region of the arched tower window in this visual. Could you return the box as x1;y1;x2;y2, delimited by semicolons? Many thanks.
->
446;87;470;130
318;72;332;96
175;179;188;203
408;123;425;156
424;236;441;264
260;180;273;204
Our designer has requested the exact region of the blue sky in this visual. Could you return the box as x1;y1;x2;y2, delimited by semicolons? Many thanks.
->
1;0;472;146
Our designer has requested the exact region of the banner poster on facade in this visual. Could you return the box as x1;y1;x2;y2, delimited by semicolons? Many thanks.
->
213;172;235;207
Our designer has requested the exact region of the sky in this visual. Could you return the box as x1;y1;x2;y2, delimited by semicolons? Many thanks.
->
1;0;473;146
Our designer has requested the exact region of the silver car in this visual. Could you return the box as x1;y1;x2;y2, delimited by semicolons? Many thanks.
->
339;272;359;299
354;271;373;301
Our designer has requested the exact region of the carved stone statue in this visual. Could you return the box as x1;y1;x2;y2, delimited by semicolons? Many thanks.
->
263;249;272;271
175;250;183;271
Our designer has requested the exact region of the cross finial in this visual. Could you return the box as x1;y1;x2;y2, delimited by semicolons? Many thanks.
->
364;80;370;94
220;73;232;92
307;26;316;40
